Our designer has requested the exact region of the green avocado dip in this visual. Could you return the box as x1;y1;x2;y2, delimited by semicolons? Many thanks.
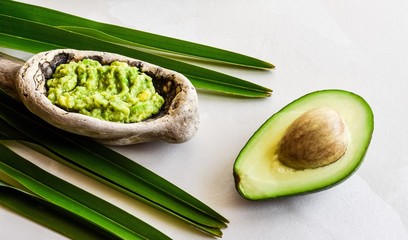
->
46;59;164;123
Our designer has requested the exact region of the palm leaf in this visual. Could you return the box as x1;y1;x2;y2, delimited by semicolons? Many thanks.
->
0;14;271;97
0;180;121;239
0;88;227;237
0;144;171;240
0;0;274;69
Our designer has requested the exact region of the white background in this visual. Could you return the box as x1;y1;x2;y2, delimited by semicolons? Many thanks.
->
1;0;408;239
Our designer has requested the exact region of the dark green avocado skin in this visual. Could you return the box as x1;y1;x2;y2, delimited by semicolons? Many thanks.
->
233;89;374;200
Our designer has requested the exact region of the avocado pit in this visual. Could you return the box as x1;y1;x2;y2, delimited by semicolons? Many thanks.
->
278;107;348;170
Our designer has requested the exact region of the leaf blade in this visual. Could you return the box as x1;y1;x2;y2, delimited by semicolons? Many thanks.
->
0;180;120;240
0;143;171;240
0;14;271;97
0;0;274;69
0;88;227;236
188;75;272;98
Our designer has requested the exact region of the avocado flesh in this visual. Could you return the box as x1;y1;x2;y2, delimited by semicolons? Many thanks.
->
233;89;374;200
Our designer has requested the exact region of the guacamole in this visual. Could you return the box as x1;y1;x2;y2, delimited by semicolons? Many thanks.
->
46;59;164;123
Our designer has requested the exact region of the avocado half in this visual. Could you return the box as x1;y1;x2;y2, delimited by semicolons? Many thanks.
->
233;89;374;200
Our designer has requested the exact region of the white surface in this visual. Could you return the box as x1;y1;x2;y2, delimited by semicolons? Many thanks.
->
1;0;408;239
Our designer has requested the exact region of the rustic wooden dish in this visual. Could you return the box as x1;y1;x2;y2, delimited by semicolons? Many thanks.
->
0;49;199;145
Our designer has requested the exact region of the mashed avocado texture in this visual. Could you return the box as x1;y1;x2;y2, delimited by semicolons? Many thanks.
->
47;59;164;123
